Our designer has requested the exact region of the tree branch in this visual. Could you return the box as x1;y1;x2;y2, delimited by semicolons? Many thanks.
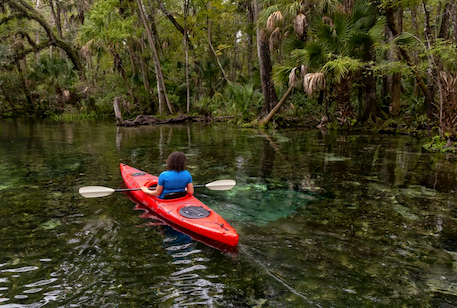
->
156;0;194;51
4;0;84;77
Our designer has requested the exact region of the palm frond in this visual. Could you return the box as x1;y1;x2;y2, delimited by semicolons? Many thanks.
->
267;11;284;32
283;36;306;54
290;42;326;70
294;13;307;39
303;72;326;95
272;66;293;87
288;67;299;88
368;19;386;42
321;56;364;82
257;5;280;28
352;0;376;31
269;27;282;50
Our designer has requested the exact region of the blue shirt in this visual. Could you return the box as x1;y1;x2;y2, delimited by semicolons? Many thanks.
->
158;170;193;199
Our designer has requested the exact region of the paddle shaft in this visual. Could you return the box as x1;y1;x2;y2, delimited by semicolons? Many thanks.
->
79;179;235;198
114;184;205;193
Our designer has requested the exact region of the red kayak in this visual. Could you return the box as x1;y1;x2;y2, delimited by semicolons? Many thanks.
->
120;163;239;247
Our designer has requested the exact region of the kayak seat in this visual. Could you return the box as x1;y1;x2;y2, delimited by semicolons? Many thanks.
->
163;191;187;199
179;206;211;219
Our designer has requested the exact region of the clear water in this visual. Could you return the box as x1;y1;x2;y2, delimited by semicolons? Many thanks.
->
1;120;457;307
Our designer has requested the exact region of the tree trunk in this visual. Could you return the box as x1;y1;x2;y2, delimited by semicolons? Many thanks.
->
254;1;277;118
49;0;62;39
385;4;428;101
362;65;382;121
113;97;123;125
384;22;394;112
111;49;137;106
16;61;34;114
155;0;203;98
438;2;452;40
258;85;293;126
184;0;190;113
387;6;402;115
422;0;436;119
138;40;153;99
246;0;255;78
257;27;278;117
136;0;172;115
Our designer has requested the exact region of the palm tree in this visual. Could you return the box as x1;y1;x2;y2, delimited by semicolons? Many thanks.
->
346;1;384;121
256;0;340;124
275;0;384;124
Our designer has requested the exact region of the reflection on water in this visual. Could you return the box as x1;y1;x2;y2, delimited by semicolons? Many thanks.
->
135;207;234;307
158;226;224;307
1;120;457;306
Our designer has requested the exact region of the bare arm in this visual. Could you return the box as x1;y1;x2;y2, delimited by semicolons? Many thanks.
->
186;182;194;196
141;185;163;197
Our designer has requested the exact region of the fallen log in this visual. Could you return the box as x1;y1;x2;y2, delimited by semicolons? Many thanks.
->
118;114;233;126
114;97;233;126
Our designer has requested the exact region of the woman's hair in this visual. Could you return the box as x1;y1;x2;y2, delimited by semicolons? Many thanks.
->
166;151;187;171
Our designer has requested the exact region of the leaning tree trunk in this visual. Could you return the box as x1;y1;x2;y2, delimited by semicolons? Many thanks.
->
136;0;172;115
258;85;293;126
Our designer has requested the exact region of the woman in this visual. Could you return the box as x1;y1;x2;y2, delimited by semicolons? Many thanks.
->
140;151;194;199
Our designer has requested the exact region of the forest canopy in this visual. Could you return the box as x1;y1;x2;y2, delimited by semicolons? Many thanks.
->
1;0;457;136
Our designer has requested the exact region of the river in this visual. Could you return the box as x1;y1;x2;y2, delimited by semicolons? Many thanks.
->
1;120;457;307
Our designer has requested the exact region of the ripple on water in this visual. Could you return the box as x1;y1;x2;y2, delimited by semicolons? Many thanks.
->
0;262;62;307
157;226;226;307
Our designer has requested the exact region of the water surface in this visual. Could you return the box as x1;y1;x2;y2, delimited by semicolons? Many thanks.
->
1;120;457;307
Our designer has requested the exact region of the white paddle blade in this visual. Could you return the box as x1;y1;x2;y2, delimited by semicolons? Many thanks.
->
205;180;236;190
79;186;115;198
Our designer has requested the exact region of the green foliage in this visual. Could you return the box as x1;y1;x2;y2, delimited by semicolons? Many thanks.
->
49;111;101;121
321;56;364;82
285;92;326;118
290;42;327;70
78;0;138;45
372;61;413;79
194;93;225;116
194;83;262;124
428;39;457;71
0;0;456;133
224;83;263;124
423;136;457;153
272;66;293;88
0;43;13;67
29;55;78;87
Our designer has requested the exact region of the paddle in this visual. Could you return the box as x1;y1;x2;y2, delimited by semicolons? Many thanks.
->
79;179;236;198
